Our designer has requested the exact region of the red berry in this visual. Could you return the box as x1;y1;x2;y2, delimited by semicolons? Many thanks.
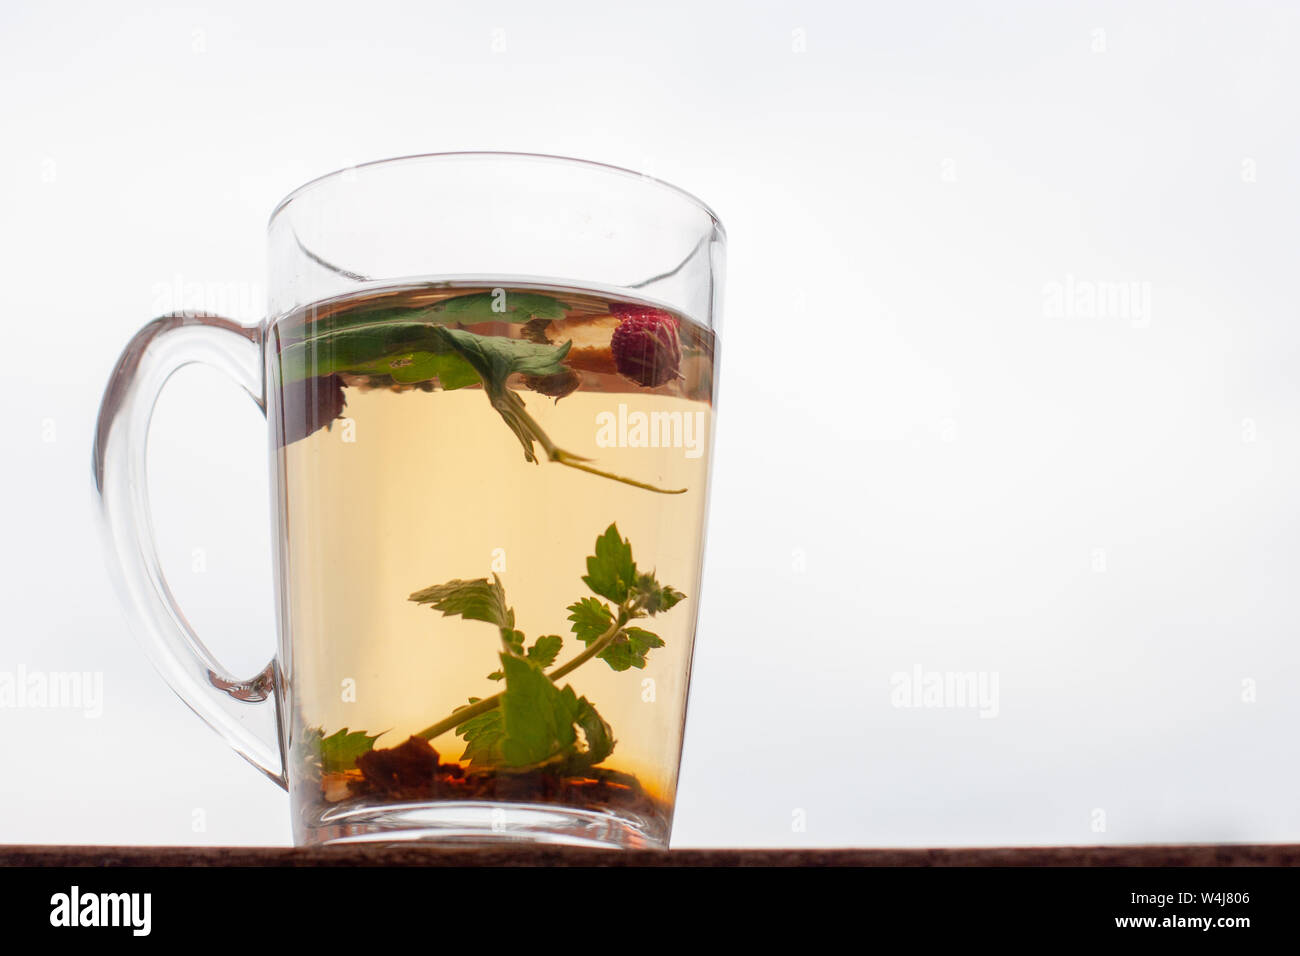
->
609;306;682;387
610;302;675;321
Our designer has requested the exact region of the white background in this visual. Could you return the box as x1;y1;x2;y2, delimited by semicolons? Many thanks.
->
2;0;1299;847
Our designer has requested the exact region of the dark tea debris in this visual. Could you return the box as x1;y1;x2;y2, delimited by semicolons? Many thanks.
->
346;736;668;825
353;736;453;798
519;317;553;345
523;367;582;400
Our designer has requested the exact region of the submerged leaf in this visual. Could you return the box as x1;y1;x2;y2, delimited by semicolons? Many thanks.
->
567;597;615;644
596;626;664;672
455;700;506;768
632;571;686;615
409;574;515;634
496;654;578;768
526;635;564;668
456;654;616;772
304;726;384;773
582;524;637;603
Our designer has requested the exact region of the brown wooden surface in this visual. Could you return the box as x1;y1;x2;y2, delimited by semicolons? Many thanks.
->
1;843;1296;867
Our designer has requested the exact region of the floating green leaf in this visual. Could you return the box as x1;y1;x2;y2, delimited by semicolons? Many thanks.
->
280;304;684;493
279;318;478;387
352;349;481;389
437;291;566;323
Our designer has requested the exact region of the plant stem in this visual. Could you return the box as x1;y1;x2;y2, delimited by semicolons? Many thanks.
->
546;615;626;682
507;392;687;496
414;694;499;743
414;610;628;743
552;451;686;495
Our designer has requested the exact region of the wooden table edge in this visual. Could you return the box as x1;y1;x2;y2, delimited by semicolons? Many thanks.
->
1;843;1296;867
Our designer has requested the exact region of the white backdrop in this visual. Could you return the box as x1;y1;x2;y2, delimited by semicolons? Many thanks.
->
2;0;1298;847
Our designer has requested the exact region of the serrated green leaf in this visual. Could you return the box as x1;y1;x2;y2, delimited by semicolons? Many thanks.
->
313;726;383;773
437;291;566;323
496;653;578;768
488;626;527;679
595;626;664;672
632;571;687;615
564;687;615;768
408;574;515;634
582;524;637;603
567;597;615;644
526;634;563;668
657;586;686;612
569;587;664;672
453;667;614;772
455;702;506;768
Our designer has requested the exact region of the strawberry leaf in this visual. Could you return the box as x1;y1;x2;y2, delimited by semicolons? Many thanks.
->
409;574;516;639
307;726;383;773
437;291;566;323
526;635;563;668
567;596;615;644
582;524;637;603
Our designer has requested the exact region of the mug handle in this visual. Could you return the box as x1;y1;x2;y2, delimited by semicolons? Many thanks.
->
92;312;286;788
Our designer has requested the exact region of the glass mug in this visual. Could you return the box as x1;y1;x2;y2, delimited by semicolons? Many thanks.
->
93;152;725;848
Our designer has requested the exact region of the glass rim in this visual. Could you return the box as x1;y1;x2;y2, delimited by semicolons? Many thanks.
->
267;150;726;237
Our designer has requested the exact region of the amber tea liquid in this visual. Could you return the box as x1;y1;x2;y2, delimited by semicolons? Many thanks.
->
268;281;715;846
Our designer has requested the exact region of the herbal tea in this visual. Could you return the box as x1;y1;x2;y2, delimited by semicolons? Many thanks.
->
268;282;715;845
